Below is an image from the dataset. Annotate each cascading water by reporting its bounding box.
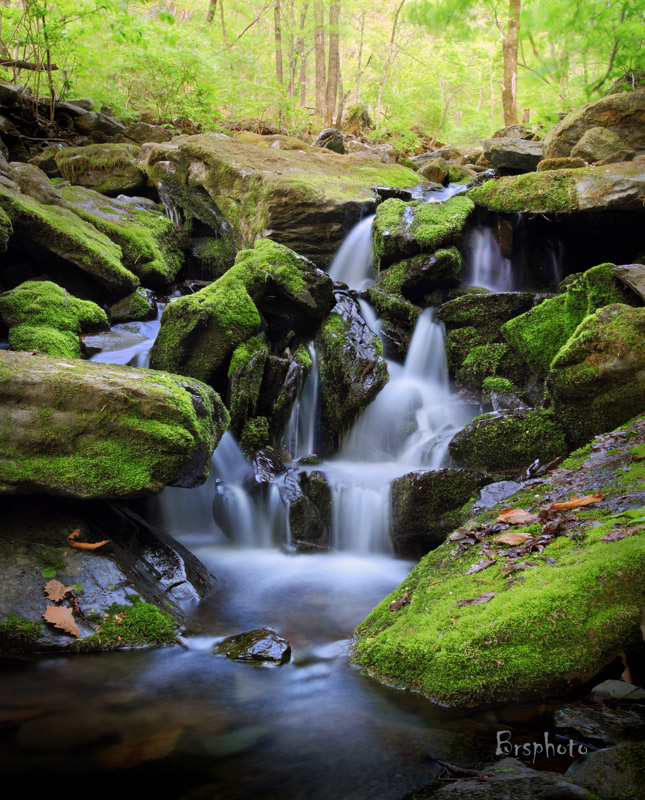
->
[283,342,321,461]
[464,224,513,292]
[327,214,375,290]
[88,304,163,368]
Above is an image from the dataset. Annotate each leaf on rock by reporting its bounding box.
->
[549,492,602,510]
[464,559,496,575]
[602,526,643,543]
[44,579,71,603]
[494,532,532,546]
[42,606,80,638]
[496,508,539,525]
[457,592,496,607]
[67,529,110,550]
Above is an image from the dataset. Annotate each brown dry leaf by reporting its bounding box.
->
[44,579,71,603]
[494,532,532,546]
[67,529,109,550]
[548,492,602,510]
[42,606,80,638]
[464,559,496,575]
[496,508,539,525]
[602,526,642,543]
[457,592,497,608]
[97,726,183,769]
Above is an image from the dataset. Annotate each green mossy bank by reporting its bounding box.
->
[353,416,645,707]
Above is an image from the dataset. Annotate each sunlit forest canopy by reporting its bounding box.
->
[0,0,643,147]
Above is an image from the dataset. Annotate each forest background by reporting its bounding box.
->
[0,0,643,152]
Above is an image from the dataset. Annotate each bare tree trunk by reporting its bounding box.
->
[355,8,365,99]
[299,46,310,106]
[501,0,520,125]
[219,0,230,48]
[274,0,283,83]
[376,0,405,127]
[324,0,340,126]
[206,0,217,23]
[334,62,344,128]
[290,2,308,97]
[314,0,326,119]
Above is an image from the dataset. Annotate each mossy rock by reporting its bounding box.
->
[215,627,291,664]
[60,185,183,289]
[376,246,463,304]
[190,235,237,280]
[0,280,108,334]
[0,184,138,295]
[110,288,156,324]
[0,351,229,498]
[454,341,528,391]
[547,304,645,448]
[570,126,635,163]
[0,205,11,252]
[227,335,269,436]
[55,143,145,196]
[448,409,569,472]
[438,291,537,340]
[502,264,632,377]
[353,419,645,707]
[8,325,83,359]
[537,156,587,171]
[239,415,270,456]
[372,195,475,269]
[71,598,179,651]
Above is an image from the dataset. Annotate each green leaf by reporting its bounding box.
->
[72,584,84,592]
[42,567,57,578]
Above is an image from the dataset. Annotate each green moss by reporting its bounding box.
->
[55,143,144,195]
[502,264,627,377]
[468,169,578,213]
[60,186,183,288]
[0,280,108,334]
[455,342,524,391]
[0,204,12,251]
[560,443,592,470]
[447,165,472,183]
[228,336,269,436]
[192,236,237,279]
[481,377,518,396]
[72,598,178,651]
[0,615,42,651]
[9,325,82,358]
[110,289,155,324]
[293,344,312,372]
[239,416,270,456]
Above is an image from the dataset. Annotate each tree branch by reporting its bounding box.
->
[0,58,58,71]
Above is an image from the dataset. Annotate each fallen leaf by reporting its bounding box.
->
[496,508,539,525]
[97,726,182,769]
[67,529,110,550]
[548,492,602,510]
[42,606,80,638]
[457,592,496,608]
[494,532,532,546]
[464,559,496,575]
[390,600,404,612]
[602,526,643,543]
[44,579,71,603]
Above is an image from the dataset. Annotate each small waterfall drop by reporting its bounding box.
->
[283,343,321,460]
[327,214,375,290]
[464,225,513,292]
[89,304,163,368]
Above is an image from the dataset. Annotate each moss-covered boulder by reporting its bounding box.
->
[227,335,269,437]
[60,186,183,288]
[448,409,569,472]
[353,415,645,707]
[543,88,645,159]
[570,126,636,163]
[372,195,475,269]
[537,156,587,171]
[468,162,645,214]
[316,295,388,449]
[109,288,156,324]
[0,351,229,498]
[454,342,528,392]
[190,236,237,280]
[391,469,491,552]
[377,246,463,302]
[9,162,63,205]
[439,291,537,340]
[216,627,291,664]
[0,280,108,359]
[546,304,645,447]
[283,468,332,546]
[55,143,145,196]
[142,133,421,265]
[501,264,633,377]
[0,183,138,296]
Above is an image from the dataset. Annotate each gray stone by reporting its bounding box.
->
[472,480,522,514]
[570,126,635,163]
[565,742,645,800]
[554,701,645,747]
[10,163,63,205]
[312,127,345,154]
[215,627,291,664]
[74,111,125,137]
[482,137,543,172]
[592,679,645,701]
[123,121,173,144]
[612,264,645,303]
[54,101,90,117]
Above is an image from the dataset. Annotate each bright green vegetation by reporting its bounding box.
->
[468,169,579,214]
[448,409,569,471]
[228,336,269,436]
[502,264,628,376]
[0,185,138,294]
[240,415,270,456]
[455,342,524,391]
[293,344,312,373]
[0,205,12,251]
[192,236,237,280]
[0,280,108,334]
[0,615,42,651]
[354,420,645,707]
[55,144,144,195]
[110,289,155,324]
[60,186,183,288]
[0,352,229,498]
[72,597,178,651]
[481,377,518,398]
[9,325,83,358]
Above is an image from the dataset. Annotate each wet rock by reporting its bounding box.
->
[250,448,287,484]
[10,163,63,205]
[592,680,645,701]
[448,409,568,473]
[0,351,229,497]
[378,247,463,305]
[372,195,475,269]
[0,204,10,252]
[216,627,291,664]
[0,496,215,653]
[547,304,645,447]
[570,126,635,163]
[316,294,388,449]
[283,469,332,545]
[471,480,521,514]
[227,335,269,437]
[554,701,645,747]
[391,469,490,552]
[109,288,157,324]
[565,742,645,800]
[482,137,543,173]
[612,263,645,303]
[55,143,145,196]
[418,157,449,183]
[190,235,237,280]
[312,127,345,154]
[439,292,537,340]
[543,88,645,159]
[430,758,593,798]
[257,353,304,446]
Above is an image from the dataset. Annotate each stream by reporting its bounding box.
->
[0,192,570,797]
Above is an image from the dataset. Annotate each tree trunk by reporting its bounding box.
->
[206,0,217,23]
[334,64,344,128]
[325,0,340,126]
[314,0,326,119]
[274,0,284,84]
[291,2,309,98]
[501,0,521,125]
[355,8,365,99]
[376,0,405,127]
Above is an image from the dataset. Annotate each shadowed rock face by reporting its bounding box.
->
[0,351,229,498]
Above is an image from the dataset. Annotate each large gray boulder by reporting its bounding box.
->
[482,137,543,172]
[570,126,636,163]
[0,351,229,498]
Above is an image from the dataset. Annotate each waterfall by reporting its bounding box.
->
[464,225,513,292]
[283,343,321,460]
[89,304,163,368]
[327,214,375,290]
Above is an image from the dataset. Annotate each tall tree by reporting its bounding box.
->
[274,0,283,83]
[376,0,405,126]
[314,0,326,119]
[501,0,520,124]
[324,0,340,125]
[206,0,217,23]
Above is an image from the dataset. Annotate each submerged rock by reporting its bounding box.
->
[554,701,645,747]
[0,351,229,497]
[216,627,291,665]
